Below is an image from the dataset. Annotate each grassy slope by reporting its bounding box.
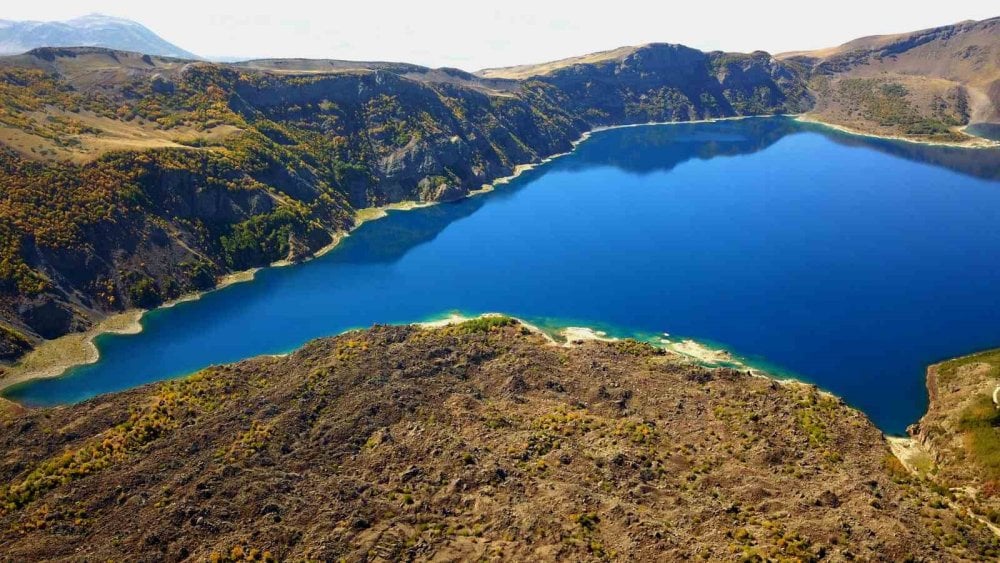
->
[476,45,641,79]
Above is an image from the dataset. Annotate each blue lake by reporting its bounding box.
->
[7,116,1000,434]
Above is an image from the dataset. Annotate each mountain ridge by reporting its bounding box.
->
[780,17,1000,130]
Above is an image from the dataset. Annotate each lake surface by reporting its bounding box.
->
[7,117,1000,434]
[967,123,1000,142]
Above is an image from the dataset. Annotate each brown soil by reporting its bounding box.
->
[0,320,996,561]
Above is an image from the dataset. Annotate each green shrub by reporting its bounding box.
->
[958,394,1000,480]
[454,316,517,334]
[126,274,162,308]
[183,260,217,290]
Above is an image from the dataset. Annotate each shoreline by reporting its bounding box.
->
[0,268,260,393]
[421,312,957,487]
[0,144,591,394]
[3,112,993,395]
[795,114,1000,149]
[418,312,798,382]
[0,304,951,486]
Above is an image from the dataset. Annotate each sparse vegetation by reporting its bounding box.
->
[908,347,1000,542]
[937,348,1000,386]
[2,322,995,559]
[958,394,1000,480]
[833,78,962,140]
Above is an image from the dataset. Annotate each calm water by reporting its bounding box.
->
[968,123,1000,142]
[7,117,1000,434]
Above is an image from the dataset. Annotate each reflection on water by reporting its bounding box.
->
[7,117,1000,436]
[564,117,799,175]
[807,122,1000,182]
[966,123,1000,143]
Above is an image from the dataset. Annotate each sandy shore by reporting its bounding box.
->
[0,267,266,393]
[0,310,143,392]
[795,114,1000,149]
[663,338,736,364]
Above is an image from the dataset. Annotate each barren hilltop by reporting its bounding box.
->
[1,319,998,560]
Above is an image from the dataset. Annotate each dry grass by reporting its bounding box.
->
[938,349,1000,386]
[2,323,997,560]
[0,108,240,163]
[786,17,1000,127]
[912,348,1000,530]
[477,45,640,79]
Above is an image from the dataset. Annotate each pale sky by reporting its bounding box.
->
[4,1,998,70]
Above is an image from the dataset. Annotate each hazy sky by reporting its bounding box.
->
[4,1,998,69]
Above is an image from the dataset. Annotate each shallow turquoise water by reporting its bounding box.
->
[7,117,1000,434]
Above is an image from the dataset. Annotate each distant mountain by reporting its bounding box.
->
[0,14,197,59]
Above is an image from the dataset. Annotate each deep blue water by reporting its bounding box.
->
[7,117,1000,434]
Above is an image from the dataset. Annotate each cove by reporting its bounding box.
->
[6,116,1000,434]
[967,123,1000,142]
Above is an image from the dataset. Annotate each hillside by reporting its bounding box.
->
[0,14,197,59]
[477,43,811,123]
[0,318,997,560]
[0,44,809,363]
[903,348,1000,529]
[780,17,1000,141]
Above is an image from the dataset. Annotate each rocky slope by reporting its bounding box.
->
[0,44,809,361]
[0,14,197,59]
[903,348,1000,530]
[480,43,811,124]
[780,17,1000,141]
[0,318,997,561]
